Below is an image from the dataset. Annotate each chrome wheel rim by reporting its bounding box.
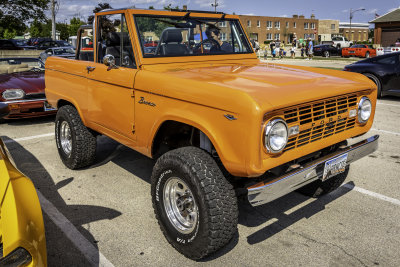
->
[60,121,72,156]
[163,177,198,234]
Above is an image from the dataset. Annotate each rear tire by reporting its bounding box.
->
[55,105,96,169]
[363,73,382,98]
[151,147,238,260]
[324,51,330,58]
[365,51,370,58]
[297,167,349,198]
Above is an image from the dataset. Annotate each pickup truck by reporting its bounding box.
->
[45,8,379,260]
[332,36,353,48]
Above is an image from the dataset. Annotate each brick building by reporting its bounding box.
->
[239,14,318,45]
[318,19,340,42]
[339,22,369,42]
[370,8,400,46]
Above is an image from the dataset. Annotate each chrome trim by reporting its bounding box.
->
[2,98,47,104]
[248,135,379,206]
[357,96,371,124]
[264,118,288,153]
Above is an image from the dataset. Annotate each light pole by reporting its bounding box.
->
[211,0,219,12]
[349,8,365,42]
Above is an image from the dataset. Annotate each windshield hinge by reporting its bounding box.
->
[131,90,135,98]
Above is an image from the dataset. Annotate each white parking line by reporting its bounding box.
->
[377,103,400,107]
[371,128,400,136]
[3,133,53,143]
[37,191,115,267]
[342,183,400,206]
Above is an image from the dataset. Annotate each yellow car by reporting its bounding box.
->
[0,138,47,266]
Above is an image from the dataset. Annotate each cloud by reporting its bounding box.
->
[280,14,288,17]
[366,8,378,15]
[342,9,348,13]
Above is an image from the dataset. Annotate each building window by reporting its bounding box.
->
[311,23,315,29]
[266,33,272,40]
[274,33,280,40]
[293,22,296,28]
[309,33,315,39]
[304,22,309,29]
[286,22,289,28]
[274,21,280,28]
[257,20,260,27]
[266,21,272,28]
[331,24,335,30]
[220,32,227,41]
[219,21,227,27]
[247,20,251,27]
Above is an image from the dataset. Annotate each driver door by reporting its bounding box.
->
[87,12,138,146]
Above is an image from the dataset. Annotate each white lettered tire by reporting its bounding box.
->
[151,147,238,260]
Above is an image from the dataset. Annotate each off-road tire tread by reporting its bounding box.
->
[297,167,349,198]
[151,147,238,260]
[56,105,96,169]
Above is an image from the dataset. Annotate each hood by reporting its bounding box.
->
[144,62,375,113]
[0,71,45,96]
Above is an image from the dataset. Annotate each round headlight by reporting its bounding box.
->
[358,96,371,123]
[264,118,288,153]
[2,89,25,100]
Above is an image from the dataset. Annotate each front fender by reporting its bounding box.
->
[0,140,47,267]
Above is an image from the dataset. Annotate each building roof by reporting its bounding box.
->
[339,22,369,28]
[370,8,400,23]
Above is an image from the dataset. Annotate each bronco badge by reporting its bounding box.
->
[138,97,156,107]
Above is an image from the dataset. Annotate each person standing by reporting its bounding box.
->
[301,43,305,58]
[270,40,276,58]
[290,43,296,59]
[307,38,313,60]
[275,39,280,59]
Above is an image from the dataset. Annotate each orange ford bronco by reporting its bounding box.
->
[45,8,379,260]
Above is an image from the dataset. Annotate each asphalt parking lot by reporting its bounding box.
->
[1,69,400,266]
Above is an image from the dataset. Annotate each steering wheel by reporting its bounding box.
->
[194,38,221,53]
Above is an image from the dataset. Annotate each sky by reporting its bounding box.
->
[52,0,399,24]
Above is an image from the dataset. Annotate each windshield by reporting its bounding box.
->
[13,40,28,46]
[53,48,75,55]
[0,58,44,74]
[134,15,252,57]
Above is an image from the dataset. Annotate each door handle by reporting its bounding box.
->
[86,66,96,73]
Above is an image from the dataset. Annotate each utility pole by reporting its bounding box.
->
[51,0,56,40]
[349,8,365,42]
[211,0,219,13]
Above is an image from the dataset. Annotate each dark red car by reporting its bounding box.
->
[0,58,56,120]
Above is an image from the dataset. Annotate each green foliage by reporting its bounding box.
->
[0,0,50,37]
[163,4,180,10]
[68,17,84,36]
[29,19,51,38]
[56,23,69,40]
[3,28,17,39]
[88,3,113,24]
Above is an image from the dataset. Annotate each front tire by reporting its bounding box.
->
[324,51,330,58]
[55,105,97,169]
[151,147,238,260]
[365,51,370,58]
[297,166,349,197]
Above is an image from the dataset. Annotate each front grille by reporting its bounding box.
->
[283,94,358,151]
[24,93,46,100]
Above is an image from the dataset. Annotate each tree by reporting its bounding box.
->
[3,29,16,39]
[56,22,69,40]
[88,3,113,24]
[29,19,51,38]
[68,17,84,36]
[0,0,50,37]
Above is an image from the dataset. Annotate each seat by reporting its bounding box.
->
[104,32,134,67]
[157,28,189,56]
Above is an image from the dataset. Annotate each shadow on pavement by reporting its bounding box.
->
[47,135,355,261]
[1,115,55,126]
[2,135,122,267]
[239,182,354,245]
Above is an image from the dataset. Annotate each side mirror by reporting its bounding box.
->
[103,54,118,71]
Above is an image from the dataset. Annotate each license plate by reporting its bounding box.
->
[44,102,57,111]
[349,51,355,53]
[322,153,348,181]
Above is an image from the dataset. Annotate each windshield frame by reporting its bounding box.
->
[134,14,253,59]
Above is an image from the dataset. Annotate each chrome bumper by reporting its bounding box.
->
[247,135,379,206]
